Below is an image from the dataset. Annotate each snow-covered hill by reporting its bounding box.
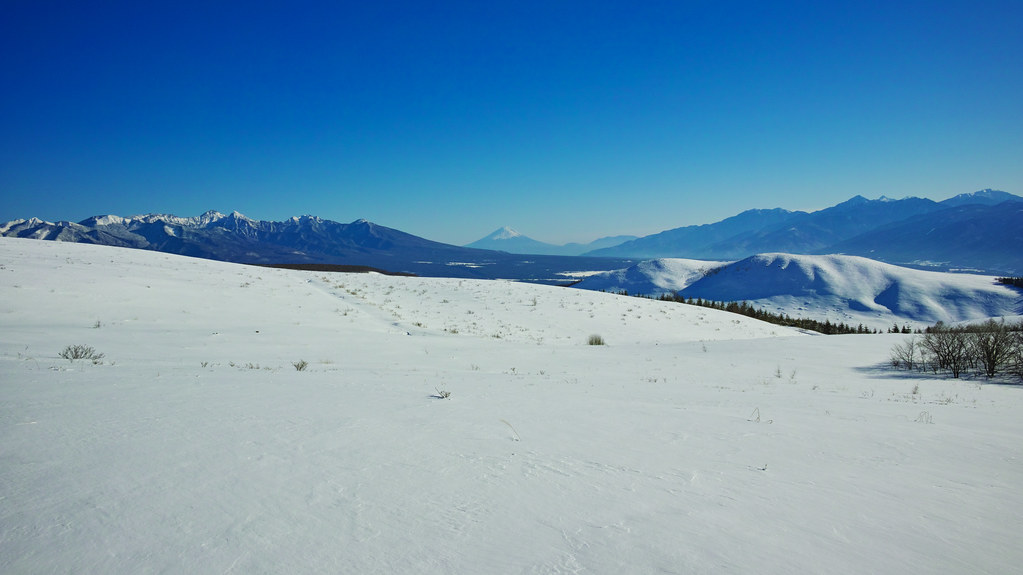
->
[576,257,730,294]
[577,253,1022,330]
[3,237,1022,574]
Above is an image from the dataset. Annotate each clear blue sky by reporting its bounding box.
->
[2,1,1021,245]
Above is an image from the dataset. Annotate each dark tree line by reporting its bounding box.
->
[609,290,878,335]
[996,277,1023,289]
[890,319,1023,380]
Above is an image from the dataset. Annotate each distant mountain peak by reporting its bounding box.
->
[837,195,871,207]
[484,226,523,240]
[941,189,1020,207]
[79,214,126,227]
[464,226,633,256]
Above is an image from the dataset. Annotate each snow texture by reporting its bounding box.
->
[2,237,1022,574]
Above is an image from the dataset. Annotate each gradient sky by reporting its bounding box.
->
[3,1,1021,245]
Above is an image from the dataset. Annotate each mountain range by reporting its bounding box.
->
[0,211,634,282]
[582,190,1022,274]
[2,189,1021,279]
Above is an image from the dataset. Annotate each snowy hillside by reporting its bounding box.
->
[580,254,1022,330]
[576,258,730,294]
[2,237,1022,574]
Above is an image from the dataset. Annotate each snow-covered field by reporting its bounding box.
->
[579,254,1022,331]
[2,237,1022,574]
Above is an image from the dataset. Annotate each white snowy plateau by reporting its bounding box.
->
[1,236,1021,574]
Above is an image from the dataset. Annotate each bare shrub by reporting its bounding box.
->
[890,319,1023,380]
[292,360,309,371]
[967,320,1012,378]
[921,324,969,378]
[59,344,104,362]
[1010,331,1023,381]
[890,337,918,370]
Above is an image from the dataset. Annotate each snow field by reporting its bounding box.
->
[1,237,1022,574]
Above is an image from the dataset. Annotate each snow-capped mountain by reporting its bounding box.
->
[3,188,1020,279]
[940,188,1022,207]
[0,210,454,263]
[465,226,635,256]
[0,211,635,280]
[577,253,1022,330]
[465,226,556,254]
[485,226,525,241]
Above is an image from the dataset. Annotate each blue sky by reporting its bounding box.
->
[2,1,1021,245]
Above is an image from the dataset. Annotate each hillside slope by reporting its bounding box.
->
[575,258,729,295]
[2,238,1022,574]
[577,253,1022,329]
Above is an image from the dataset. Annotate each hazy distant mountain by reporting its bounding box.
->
[466,226,636,256]
[939,188,1023,207]
[562,235,638,254]
[465,227,560,254]
[586,208,799,259]
[825,201,1023,274]
[0,211,634,280]
[708,195,942,258]
[584,190,1023,274]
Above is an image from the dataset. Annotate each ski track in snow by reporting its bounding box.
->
[1,237,1022,574]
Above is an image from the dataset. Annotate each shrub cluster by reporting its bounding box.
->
[890,319,1023,379]
[59,344,105,361]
